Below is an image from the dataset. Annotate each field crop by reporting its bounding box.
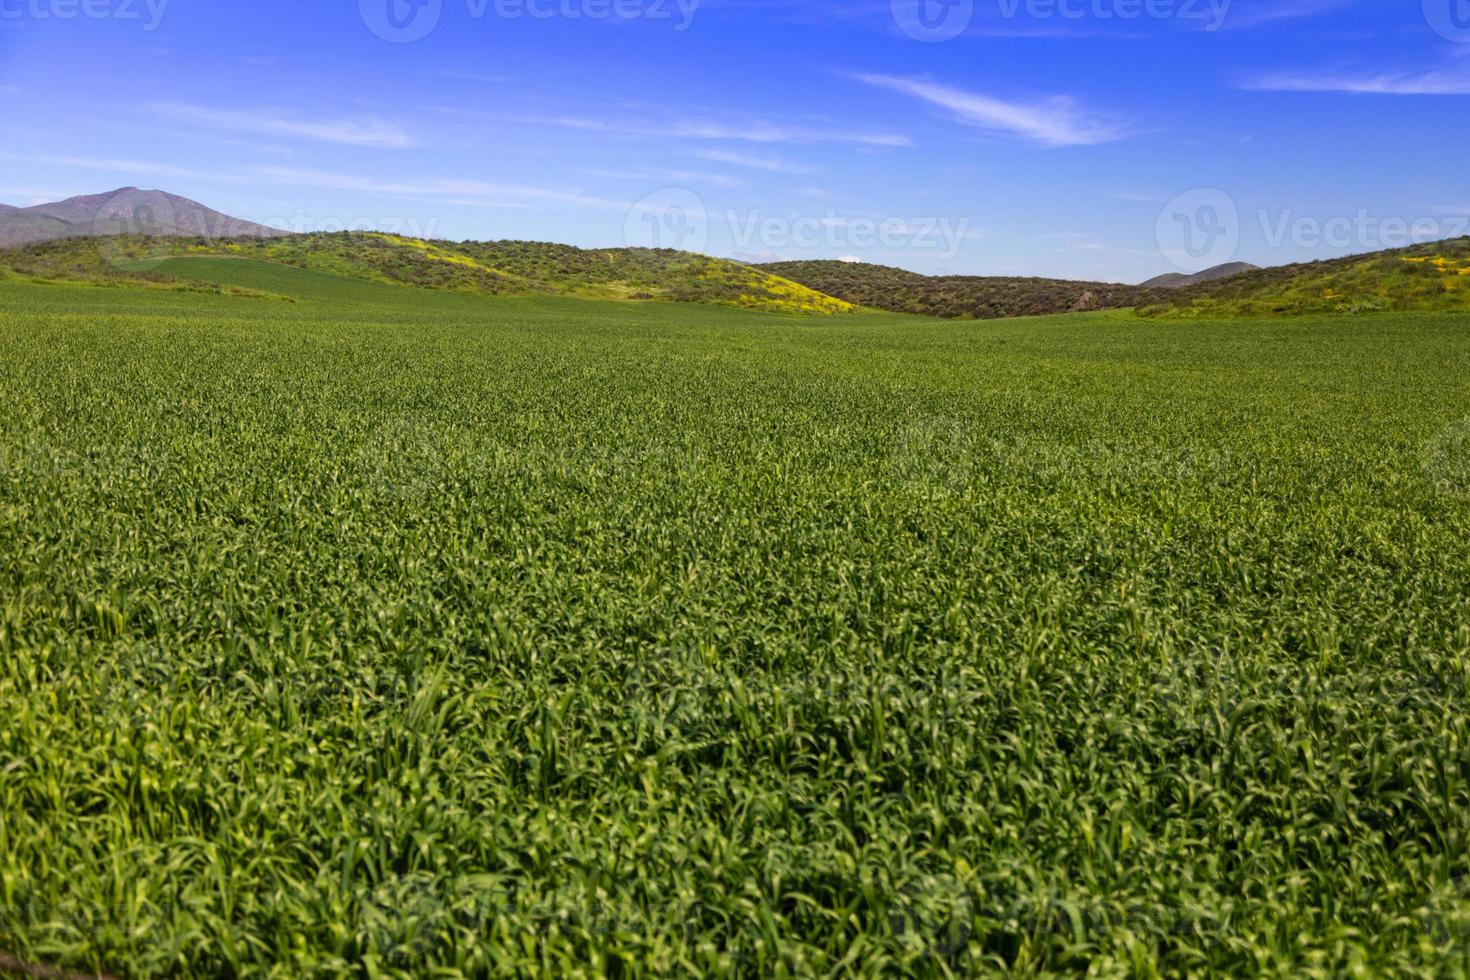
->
[1,269,1469,977]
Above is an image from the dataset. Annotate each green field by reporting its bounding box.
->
[2,264,1470,977]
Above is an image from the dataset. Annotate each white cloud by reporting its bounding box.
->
[251,166,624,210]
[435,70,512,84]
[854,75,1130,147]
[691,149,816,175]
[1221,0,1348,29]
[8,153,213,180]
[1242,62,1470,96]
[150,103,416,148]
[838,255,862,263]
[529,114,911,147]
[581,167,743,189]
[0,186,73,206]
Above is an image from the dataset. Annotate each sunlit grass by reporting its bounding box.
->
[1,276,1468,977]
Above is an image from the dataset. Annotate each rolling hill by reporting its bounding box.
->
[1140,261,1260,289]
[0,188,288,247]
[1143,237,1470,318]
[0,232,858,316]
[761,260,1166,320]
[15,189,1470,322]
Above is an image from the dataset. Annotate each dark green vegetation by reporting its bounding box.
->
[1144,237,1470,318]
[0,233,854,316]
[2,267,1470,978]
[762,260,1164,320]
[770,240,1470,322]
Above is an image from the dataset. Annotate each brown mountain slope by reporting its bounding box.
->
[0,188,289,248]
[1140,261,1260,289]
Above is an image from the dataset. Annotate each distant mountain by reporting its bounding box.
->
[761,260,1165,320]
[1141,262,1260,289]
[0,188,288,248]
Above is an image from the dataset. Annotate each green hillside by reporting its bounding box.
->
[1144,237,1470,318]
[762,259,1165,319]
[0,232,857,316]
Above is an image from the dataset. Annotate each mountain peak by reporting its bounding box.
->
[1140,261,1261,289]
[0,188,290,248]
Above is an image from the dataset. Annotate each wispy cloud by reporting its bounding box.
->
[1221,0,1348,30]
[252,166,624,210]
[1039,232,1115,253]
[691,149,816,175]
[581,166,743,189]
[10,153,214,180]
[527,114,911,147]
[435,70,512,84]
[0,186,79,207]
[855,75,1130,147]
[150,103,416,148]
[1242,61,1470,95]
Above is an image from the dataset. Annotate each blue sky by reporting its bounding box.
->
[1,0,1467,281]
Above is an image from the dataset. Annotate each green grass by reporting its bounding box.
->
[0,233,857,317]
[1143,236,1470,319]
[1,272,1469,978]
